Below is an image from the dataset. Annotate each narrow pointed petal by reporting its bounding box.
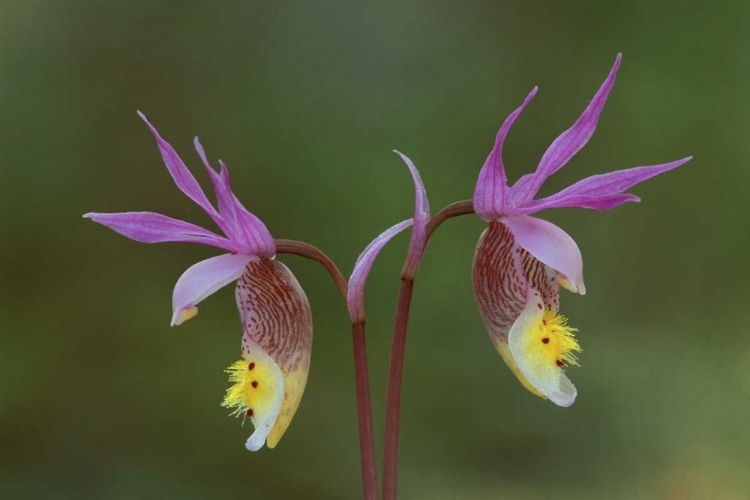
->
[524,157,692,213]
[194,138,239,239]
[171,253,255,326]
[516,193,641,214]
[347,219,413,323]
[502,215,585,294]
[222,161,277,258]
[235,259,313,450]
[473,87,538,220]
[393,151,431,278]
[137,112,231,236]
[507,288,577,407]
[513,54,622,205]
[193,140,276,257]
[83,212,240,252]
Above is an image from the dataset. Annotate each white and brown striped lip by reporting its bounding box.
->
[472,221,578,407]
[233,258,313,451]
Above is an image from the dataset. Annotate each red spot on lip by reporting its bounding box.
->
[542,338,550,344]
[556,360,564,367]
[248,362,255,370]
[537,303,543,309]
[247,409,254,417]
[251,381,258,388]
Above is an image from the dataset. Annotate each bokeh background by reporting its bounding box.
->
[1,1,748,498]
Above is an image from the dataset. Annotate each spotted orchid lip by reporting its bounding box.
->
[472,222,579,407]
[234,259,313,450]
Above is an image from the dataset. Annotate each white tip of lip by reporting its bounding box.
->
[245,429,269,452]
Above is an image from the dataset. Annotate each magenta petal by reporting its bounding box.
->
[393,150,430,277]
[531,157,692,212]
[137,112,231,236]
[347,219,413,322]
[194,138,240,240]
[219,160,276,258]
[513,54,622,205]
[171,253,254,326]
[473,87,538,220]
[517,193,641,214]
[501,215,585,294]
[83,212,240,252]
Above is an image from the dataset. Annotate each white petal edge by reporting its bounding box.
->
[171,253,255,326]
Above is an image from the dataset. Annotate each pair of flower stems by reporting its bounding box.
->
[85,53,690,499]
[278,199,474,500]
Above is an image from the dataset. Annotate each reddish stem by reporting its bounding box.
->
[382,278,414,500]
[352,321,379,500]
[381,200,475,500]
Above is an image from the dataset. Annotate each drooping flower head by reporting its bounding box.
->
[472,54,691,406]
[85,113,312,450]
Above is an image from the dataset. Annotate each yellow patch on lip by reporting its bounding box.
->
[536,309,581,368]
[505,302,581,406]
[222,353,284,451]
[223,359,281,418]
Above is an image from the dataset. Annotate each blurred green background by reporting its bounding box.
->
[1,1,748,498]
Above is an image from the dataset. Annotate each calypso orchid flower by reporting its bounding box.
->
[84,113,312,451]
[472,54,691,406]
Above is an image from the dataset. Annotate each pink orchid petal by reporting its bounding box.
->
[347,219,413,322]
[513,54,622,205]
[516,193,641,214]
[220,160,277,258]
[137,112,232,237]
[192,140,275,257]
[528,157,692,212]
[393,150,430,277]
[171,253,255,326]
[509,173,534,205]
[83,212,240,252]
[235,259,313,450]
[501,215,585,295]
[194,137,240,240]
[473,87,538,220]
